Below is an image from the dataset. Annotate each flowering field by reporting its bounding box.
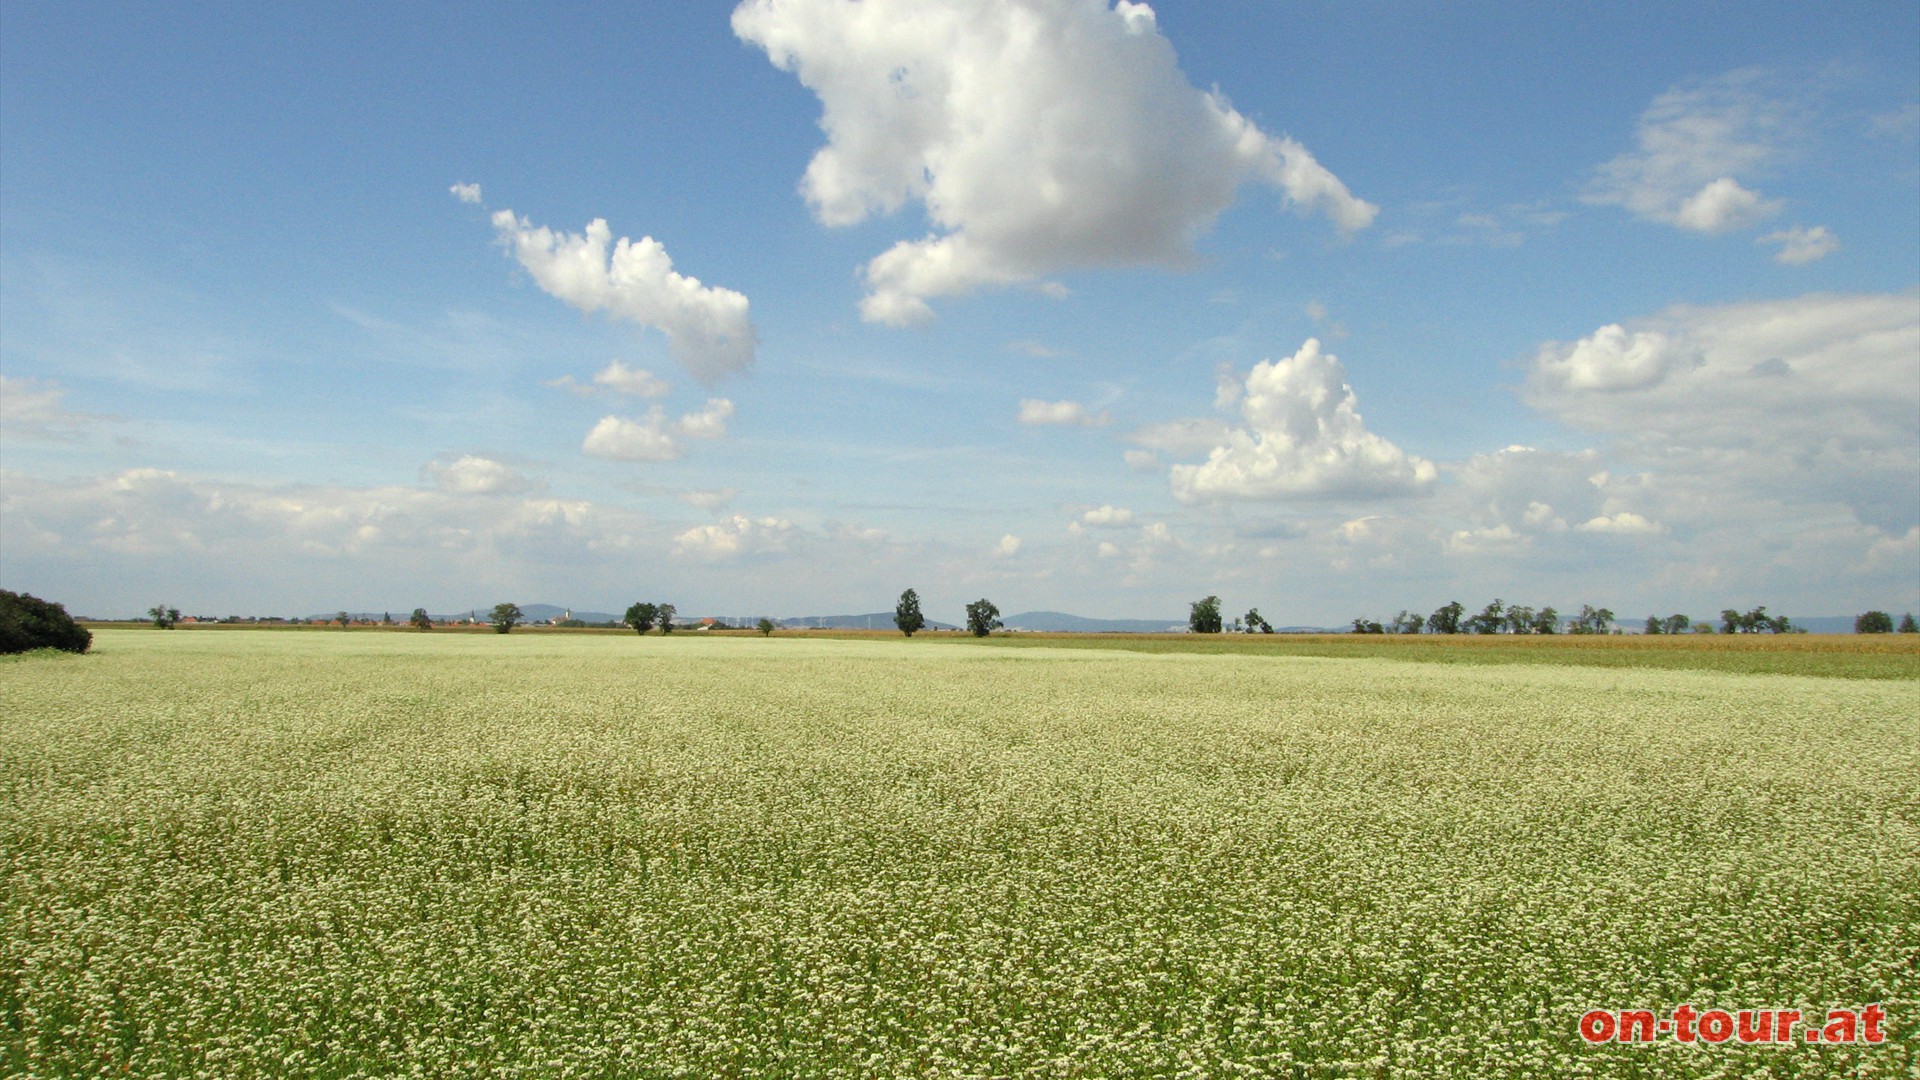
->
[3,631,1915,1077]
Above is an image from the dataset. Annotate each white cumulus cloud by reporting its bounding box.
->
[1168,339,1436,502]
[994,533,1023,558]
[1759,225,1839,265]
[1531,324,1701,392]
[491,210,755,380]
[1577,511,1667,536]
[673,515,796,561]
[673,398,736,440]
[1080,505,1135,528]
[1018,398,1109,427]
[1446,523,1528,556]
[580,398,735,463]
[449,182,483,205]
[1671,177,1781,233]
[582,415,681,463]
[592,360,672,397]
[1588,70,1794,233]
[426,455,535,496]
[733,0,1375,325]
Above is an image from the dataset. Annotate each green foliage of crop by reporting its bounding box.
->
[3,631,1915,1077]
[971,631,1920,680]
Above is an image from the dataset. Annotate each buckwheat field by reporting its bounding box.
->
[3,630,1915,1078]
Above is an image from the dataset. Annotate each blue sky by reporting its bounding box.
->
[3,1,1916,625]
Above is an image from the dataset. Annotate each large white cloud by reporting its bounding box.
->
[492,210,755,380]
[733,0,1376,325]
[1168,339,1436,502]
[1588,69,1794,233]
[1524,291,1920,536]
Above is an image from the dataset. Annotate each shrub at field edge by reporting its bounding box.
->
[0,590,92,654]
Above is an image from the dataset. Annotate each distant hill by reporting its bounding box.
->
[1775,615,1855,635]
[512,603,622,624]
[776,612,959,631]
[1001,611,1183,633]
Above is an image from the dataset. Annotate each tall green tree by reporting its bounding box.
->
[964,599,1001,637]
[409,608,433,631]
[1504,604,1536,635]
[657,604,677,633]
[624,602,659,635]
[1466,599,1506,635]
[1569,605,1616,634]
[148,605,181,629]
[489,603,523,635]
[757,618,776,636]
[1244,608,1273,634]
[894,589,926,636]
[1426,601,1464,635]
[1724,605,1790,634]
[1188,595,1223,634]
[1901,613,1918,633]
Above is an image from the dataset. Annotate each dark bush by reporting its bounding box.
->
[1855,611,1894,634]
[0,590,93,654]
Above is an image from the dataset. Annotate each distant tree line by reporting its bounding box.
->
[1340,599,1603,635]
[1178,596,1919,636]
[43,591,1920,641]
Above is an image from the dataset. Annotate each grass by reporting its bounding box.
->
[2,630,1915,1077]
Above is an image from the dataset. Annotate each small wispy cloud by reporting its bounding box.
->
[1758,225,1839,265]
[1017,398,1110,427]
[1008,340,1068,359]
[0,375,97,440]
[1587,69,1797,234]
